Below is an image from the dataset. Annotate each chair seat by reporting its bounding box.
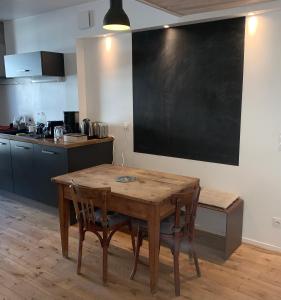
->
[93,209,130,228]
[133,213,186,235]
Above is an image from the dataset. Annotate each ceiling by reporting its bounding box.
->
[0,0,277,22]
[0,0,93,21]
[137,0,276,16]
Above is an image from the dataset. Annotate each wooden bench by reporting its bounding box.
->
[195,188,244,260]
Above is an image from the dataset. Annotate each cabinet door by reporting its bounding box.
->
[4,52,42,78]
[0,138,13,192]
[11,141,35,199]
[34,145,67,207]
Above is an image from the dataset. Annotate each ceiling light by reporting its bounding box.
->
[103,0,130,31]
[248,16,258,35]
[164,25,170,29]
[248,12,255,16]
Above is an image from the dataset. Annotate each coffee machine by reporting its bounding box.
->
[80,118,93,137]
[64,111,80,133]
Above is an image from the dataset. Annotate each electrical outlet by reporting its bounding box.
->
[272,217,281,228]
[123,122,129,131]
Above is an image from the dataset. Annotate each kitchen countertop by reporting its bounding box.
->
[0,133,114,149]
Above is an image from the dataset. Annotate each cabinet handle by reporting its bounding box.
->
[42,150,56,155]
[15,145,30,150]
[0,142,7,145]
[17,69,31,73]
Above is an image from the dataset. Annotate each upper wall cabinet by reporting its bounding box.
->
[4,51,65,78]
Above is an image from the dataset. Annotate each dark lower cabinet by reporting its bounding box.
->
[33,145,68,206]
[3,138,113,212]
[0,138,13,192]
[10,140,35,199]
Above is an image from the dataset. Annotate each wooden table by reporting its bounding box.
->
[52,164,199,293]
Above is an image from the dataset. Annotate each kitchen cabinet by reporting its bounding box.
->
[10,140,35,199]
[1,136,113,216]
[33,142,114,207]
[0,138,13,192]
[4,51,65,78]
[33,145,68,206]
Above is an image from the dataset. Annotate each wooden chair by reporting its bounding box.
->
[69,181,135,284]
[130,185,201,296]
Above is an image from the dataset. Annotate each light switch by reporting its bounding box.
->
[272,217,281,228]
[78,10,94,30]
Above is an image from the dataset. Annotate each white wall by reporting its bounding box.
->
[1,0,178,123]
[2,0,280,123]
[76,12,281,251]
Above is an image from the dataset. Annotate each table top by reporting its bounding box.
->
[52,164,199,205]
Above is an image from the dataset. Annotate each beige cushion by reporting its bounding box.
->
[199,188,239,210]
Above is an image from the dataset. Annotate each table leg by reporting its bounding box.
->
[148,206,160,293]
[58,185,69,258]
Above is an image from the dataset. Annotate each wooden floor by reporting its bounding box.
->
[0,193,281,300]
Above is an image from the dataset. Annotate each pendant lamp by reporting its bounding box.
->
[103,0,130,31]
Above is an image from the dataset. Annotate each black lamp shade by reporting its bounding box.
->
[103,0,130,31]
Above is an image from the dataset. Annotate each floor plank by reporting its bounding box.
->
[0,192,280,300]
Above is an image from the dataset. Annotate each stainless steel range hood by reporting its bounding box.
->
[0,23,64,83]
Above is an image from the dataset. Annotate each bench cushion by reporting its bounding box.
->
[199,188,239,210]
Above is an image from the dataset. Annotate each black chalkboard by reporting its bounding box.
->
[133,17,245,166]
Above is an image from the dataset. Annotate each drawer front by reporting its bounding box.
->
[0,138,12,172]
[0,138,13,192]
[34,145,67,175]
[4,52,42,78]
[34,145,67,206]
[11,141,35,198]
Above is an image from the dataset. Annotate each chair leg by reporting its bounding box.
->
[102,244,109,284]
[102,230,109,284]
[128,221,136,255]
[130,228,143,280]
[77,228,85,275]
[188,249,193,263]
[192,249,201,277]
[173,242,181,297]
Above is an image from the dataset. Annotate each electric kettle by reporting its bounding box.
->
[80,118,93,136]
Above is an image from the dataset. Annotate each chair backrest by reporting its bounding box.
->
[69,181,111,228]
[171,185,201,240]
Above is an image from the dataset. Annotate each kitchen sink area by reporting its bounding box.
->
[0,131,43,139]
[0,127,27,136]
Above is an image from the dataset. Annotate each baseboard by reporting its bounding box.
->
[242,237,281,253]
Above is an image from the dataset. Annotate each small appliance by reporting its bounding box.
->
[64,111,80,133]
[36,123,45,135]
[44,121,64,138]
[80,118,93,137]
[92,122,109,139]
[54,126,64,142]
[28,125,36,133]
